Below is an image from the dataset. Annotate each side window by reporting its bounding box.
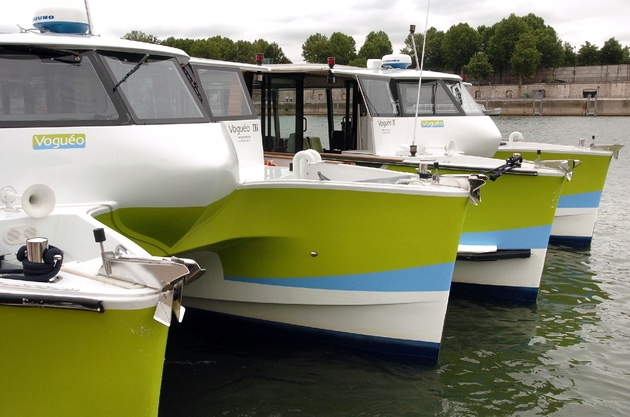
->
[194,66,256,119]
[357,77,397,117]
[0,51,119,125]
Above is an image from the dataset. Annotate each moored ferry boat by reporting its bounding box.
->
[236,55,620,250]
[0,13,481,362]
[0,184,202,417]
[229,56,575,302]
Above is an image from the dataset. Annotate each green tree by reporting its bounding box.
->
[302,33,329,63]
[464,52,494,84]
[486,14,530,81]
[351,31,393,67]
[252,39,292,64]
[208,36,238,61]
[477,25,494,51]
[122,30,160,44]
[400,27,445,70]
[535,26,564,69]
[521,13,546,31]
[577,41,600,66]
[161,37,195,55]
[328,32,357,65]
[442,23,481,75]
[600,37,624,64]
[189,38,222,59]
[234,40,256,63]
[562,42,577,66]
[623,46,630,64]
[510,32,542,85]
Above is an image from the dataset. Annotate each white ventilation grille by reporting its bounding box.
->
[3,224,38,245]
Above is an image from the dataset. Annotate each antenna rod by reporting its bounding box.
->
[411,0,431,147]
[84,0,94,35]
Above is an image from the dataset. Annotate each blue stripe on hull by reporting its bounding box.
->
[558,191,602,209]
[459,225,552,250]
[189,309,441,365]
[226,262,455,292]
[450,282,539,304]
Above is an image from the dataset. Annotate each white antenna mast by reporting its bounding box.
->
[410,0,431,153]
[84,0,94,35]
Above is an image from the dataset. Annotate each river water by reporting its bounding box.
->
[159,116,630,417]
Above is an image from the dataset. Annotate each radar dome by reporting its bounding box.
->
[33,7,89,34]
[381,54,412,69]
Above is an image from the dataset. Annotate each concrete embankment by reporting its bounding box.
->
[469,77,630,116]
[478,98,630,116]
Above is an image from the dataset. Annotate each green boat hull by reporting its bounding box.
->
[0,305,169,417]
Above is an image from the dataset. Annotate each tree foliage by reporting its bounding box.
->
[351,31,393,67]
[442,23,481,75]
[577,41,600,66]
[124,12,630,78]
[486,14,530,74]
[534,25,564,69]
[561,42,577,66]
[464,52,494,83]
[400,27,445,70]
[510,32,542,84]
[122,30,160,44]
[302,33,330,63]
[328,32,357,65]
[124,31,290,64]
[600,37,624,65]
[301,32,357,65]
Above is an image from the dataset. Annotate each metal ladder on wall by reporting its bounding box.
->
[533,99,543,116]
[586,96,597,116]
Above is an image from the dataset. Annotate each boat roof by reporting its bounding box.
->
[0,32,190,63]
[189,56,266,71]
[241,62,462,81]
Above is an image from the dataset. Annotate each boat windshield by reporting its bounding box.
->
[446,80,484,115]
[357,75,483,117]
[192,65,257,120]
[395,80,461,116]
[0,49,121,126]
[101,53,206,123]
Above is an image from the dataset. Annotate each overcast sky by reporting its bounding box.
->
[3,0,629,63]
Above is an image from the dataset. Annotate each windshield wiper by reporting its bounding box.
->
[113,53,149,92]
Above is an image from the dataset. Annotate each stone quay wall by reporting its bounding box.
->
[469,64,630,116]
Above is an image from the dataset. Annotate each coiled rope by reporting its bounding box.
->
[0,245,63,282]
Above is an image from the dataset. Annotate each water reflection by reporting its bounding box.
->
[434,248,604,416]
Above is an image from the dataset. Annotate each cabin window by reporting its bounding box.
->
[357,77,397,117]
[446,81,483,115]
[394,80,468,116]
[102,54,206,123]
[0,50,120,126]
[193,66,256,119]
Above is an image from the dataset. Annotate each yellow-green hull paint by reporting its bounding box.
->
[386,165,563,234]
[0,305,169,417]
[98,187,469,278]
[494,150,612,198]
